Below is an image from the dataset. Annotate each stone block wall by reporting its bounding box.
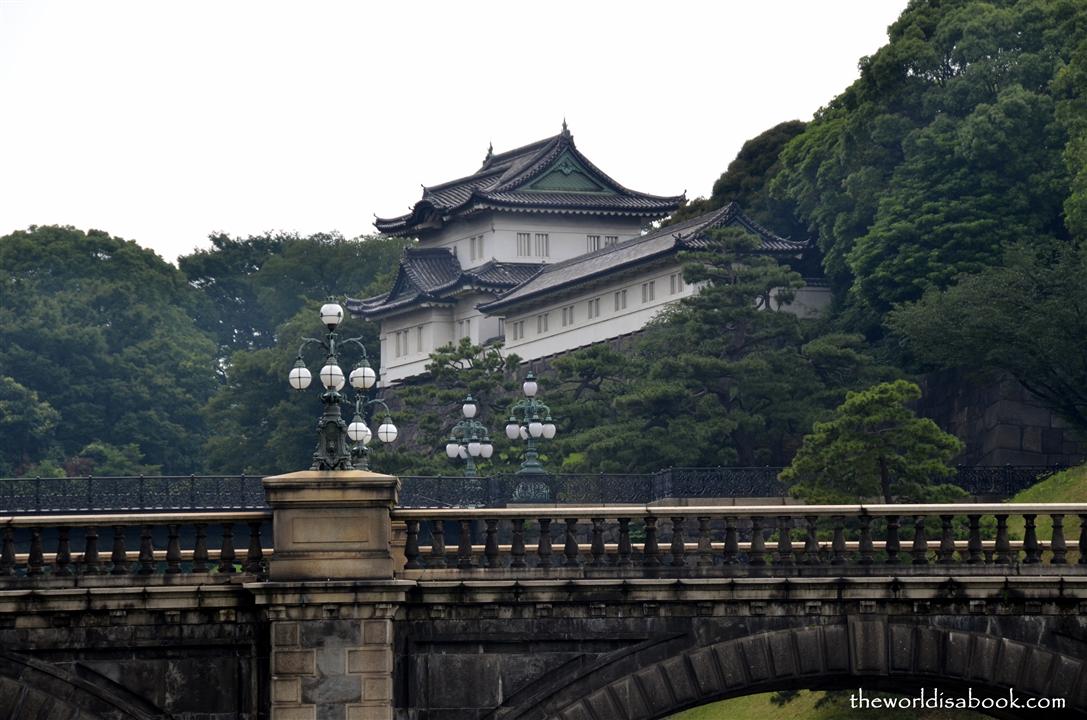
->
[916,368,1085,466]
[269,607,395,720]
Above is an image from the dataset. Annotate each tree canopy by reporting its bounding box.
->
[781,380,964,503]
[771,0,1087,327]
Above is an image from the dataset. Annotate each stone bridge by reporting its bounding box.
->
[2,471,1087,719]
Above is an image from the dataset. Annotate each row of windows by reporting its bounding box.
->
[509,278,673,342]
[516,232,550,258]
[670,272,686,294]
[393,327,423,358]
[586,234,619,252]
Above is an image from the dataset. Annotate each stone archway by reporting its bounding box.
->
[490,618,1087,720]
[0,650,167,720]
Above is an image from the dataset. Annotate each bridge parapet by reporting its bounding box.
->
[0,510,271,582]
[392,503,1087,578]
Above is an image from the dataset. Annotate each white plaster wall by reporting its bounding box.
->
[501,265,694,361]
[378,307,453,385]
[423,212,646,268]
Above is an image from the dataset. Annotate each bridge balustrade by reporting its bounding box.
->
[0,510,272,580]
[393,503,1087,576]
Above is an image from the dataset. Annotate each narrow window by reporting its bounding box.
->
[416,326,423,352]
[517,233,531,257]
[535,233,550,257]
[642,283,648,303]
[587,234,600,252]
[498,318,506,337]
[605,235,618,247]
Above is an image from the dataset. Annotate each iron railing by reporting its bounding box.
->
[0,465,1068,513]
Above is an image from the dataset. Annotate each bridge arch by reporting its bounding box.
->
[0,650,167,720]
[489,619,1087,720]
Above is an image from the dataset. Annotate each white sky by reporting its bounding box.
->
[0,1,908,263]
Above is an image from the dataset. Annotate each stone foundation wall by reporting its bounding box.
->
[917,368,1085,466]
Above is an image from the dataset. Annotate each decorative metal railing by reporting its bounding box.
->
[391,503,1087,576]
[0,474,268,514]
[0,465,1067,513]
[0,511,271,580]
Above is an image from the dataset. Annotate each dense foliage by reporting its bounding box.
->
[667,120,808,241]
[781,380,964,503]
[0,226,408,476]
[772,0,1087,329]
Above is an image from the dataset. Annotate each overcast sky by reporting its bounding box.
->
[0,1,908,263]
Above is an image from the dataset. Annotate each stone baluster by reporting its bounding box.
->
[831,517,846,565]
[166,524,182,574]
[802,516,819,565]
[723,517,738,564]
[643,517,660,567]
[938,515,955,564]
[27,528,44,576]
[966,515,982,564]
[110,525,128,575]
[1051,514,1067,565]
[912,516,928,565]
[0,527,14,576]
[1023,514,1041,564]
[192,523,209,573]
[430,520,447,569]
[54,527,72,576]
[885,516,901,565]
[404,520,422,569]
[776,516,794,567]
[510,519,526,569]
[218,523,237,573]
[245,521,264,574]
[748,517,766,566]
[138,525,155,575]
[994,514,1011,565]
[591,518,606,567]
[697,517,713,567]
[670,517,686,567]
[537,518,553,568]
[564,518,580,567]
[485,519,500,569]
[82,526,101,575]
[857,515,874,565]
[457,519,473,569]
[1079,515,1087,565]
[616,518,632,567]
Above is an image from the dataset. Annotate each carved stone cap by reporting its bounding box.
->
[262,470,400,508]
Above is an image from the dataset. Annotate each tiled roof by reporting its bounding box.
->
[478,203,809,313]
[374,126,684,236]
[345,247,543,318]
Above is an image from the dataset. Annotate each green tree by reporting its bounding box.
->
[781,380,964,503]
[888,239,1087,434]
[0,226,218,474]
[771,0,1087,328]
[547,226,894,472]
[668,120,808,241]
[391,339,522,476]
[0,376,60,475]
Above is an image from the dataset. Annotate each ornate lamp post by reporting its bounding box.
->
[504,372,557,476]
[445,395,494,477]
[288,302,397,470]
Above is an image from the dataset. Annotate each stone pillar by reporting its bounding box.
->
[256,470,411,719]
[262,470,400,581]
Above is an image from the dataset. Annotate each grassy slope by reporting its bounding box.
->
[670,465,1087,720]
[669,691,981,719]
[1006,464,1087,547]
